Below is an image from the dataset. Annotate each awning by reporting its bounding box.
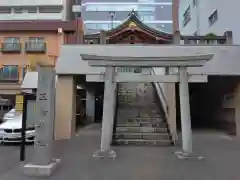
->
[21,72,38,90]
[21,71,58,91]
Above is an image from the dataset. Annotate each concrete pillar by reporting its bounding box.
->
[184,39,190,44]
[199,39,205,44]
[179,66,192,153]
[224,31,233,44]
[172,0,179,32]
[173,30,181,44]
[86,91,95,122]
[93,66,116,159]
[100,30,107,44]
[55,75,76,140]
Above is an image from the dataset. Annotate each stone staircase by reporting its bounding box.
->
[113,82,173,146]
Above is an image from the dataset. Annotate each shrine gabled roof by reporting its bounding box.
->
[107,10,172,39]
[84,10,173,40]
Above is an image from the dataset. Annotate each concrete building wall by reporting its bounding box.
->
[55,75,76,140]
[0,0,74,21]
[0,31,62,93]
[179,0,240,43]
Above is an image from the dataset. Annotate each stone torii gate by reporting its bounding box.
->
[81,53,214,159]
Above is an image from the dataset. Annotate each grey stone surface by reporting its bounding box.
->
[92,149,116,159]
[115,81,169,145]
[1,125,240,180]
[0,145,23,177]
[22,159,60,177]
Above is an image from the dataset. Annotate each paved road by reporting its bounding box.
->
[0,145,23,177]
[1,125,240,180]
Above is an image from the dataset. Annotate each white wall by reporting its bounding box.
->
[0,0,63,6]
[179,0,240,44]
[0,13,63,21]
[0,0,74,21]
[179,0,198,35]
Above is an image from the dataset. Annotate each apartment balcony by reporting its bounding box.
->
[1,43,21,53]
[0,72,19,83]
[25,42,46,53]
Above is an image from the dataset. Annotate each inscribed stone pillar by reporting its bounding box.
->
[55,75,76,140]
[224,31,233,44]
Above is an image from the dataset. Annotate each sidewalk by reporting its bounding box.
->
[2,124,240,180]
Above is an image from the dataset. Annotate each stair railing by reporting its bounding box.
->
[149,68,168,117]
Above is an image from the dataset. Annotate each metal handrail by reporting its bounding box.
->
[149,68,168,117]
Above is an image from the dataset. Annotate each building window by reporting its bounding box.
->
[4,37,20,44]
[13,7,23,14]
[26,7,38,13]
[86,4,138,12]
[85,23,120,30]
[138,6,155,12]
[0,66,18,80]
[140,14,154,21]
[39,6,62,13]
[208,10,218,26]
[138,0,155,2]
[85,4,154,12]
[0,7,11,14]
[138,11,155,21]
[183,6,191,27]
[28,37,44,44]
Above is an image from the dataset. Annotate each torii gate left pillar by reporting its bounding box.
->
[82,53,213,159]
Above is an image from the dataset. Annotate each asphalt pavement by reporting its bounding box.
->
[0,145,23,177]
[1,125,240,180]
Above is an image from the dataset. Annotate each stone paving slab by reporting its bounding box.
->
[1,125,240,180]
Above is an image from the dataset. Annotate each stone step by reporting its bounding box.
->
[117,119,166,127]
[118,103,158,107]
[116,126,168,133]
[117,112,161,119]
[126,117,163,122]
[116,122,168,128]
[114,132,170,140]
[113,139,173,146]
[129,117,164,123]
[116,122,164,128]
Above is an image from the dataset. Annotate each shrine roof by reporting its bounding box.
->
[84,10,173,40]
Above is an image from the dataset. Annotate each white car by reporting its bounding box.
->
[2,108,16,122]
[0,114,35,143]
